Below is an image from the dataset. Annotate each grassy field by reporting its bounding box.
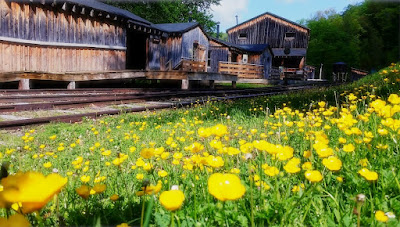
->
[0,63,399,226]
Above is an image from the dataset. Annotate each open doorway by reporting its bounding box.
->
[126,30,147,70]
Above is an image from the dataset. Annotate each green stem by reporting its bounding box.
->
[170,212,175,227]
[223,202,229,227]
[35,211,44,227]
[141,196,146,227]
[250,179,255,227]
[280,183,315,226]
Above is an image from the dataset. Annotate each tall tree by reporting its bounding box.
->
[305,0,399,78]
[105,0,220,33]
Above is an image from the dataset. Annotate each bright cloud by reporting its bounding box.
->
[211,0,249,30]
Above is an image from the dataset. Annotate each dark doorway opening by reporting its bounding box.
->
[126,30,147,70]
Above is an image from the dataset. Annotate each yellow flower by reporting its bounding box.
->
[375,210,388,222]
[322,156,342,171]
[110,194,119,201]
[358,168,378,181]
[80,175,90,183]
[283,158,301,174]
[0,214,30,227]
[264,166,279,177]
[116,223,130,227]
[159,189,185,211]
[158,170,168,178]
[336,176,343,182]
[305,170,323,183]
[49,135,57,140]
[388,94,400,104]
[136,174,144,180]
[136,180,162,196]
[140,148,155,159]
[92,184,106,194]
[212,124,228,137]
[343,144,355,153]
[43,162,52,168]
[208,173,245,201]
[76,185,90,199]
[1,172,67,213]
[187,142,204,153]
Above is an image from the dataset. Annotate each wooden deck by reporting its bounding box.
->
[0,70,237,90]
[218,62,264,79]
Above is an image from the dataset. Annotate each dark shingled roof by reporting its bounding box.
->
[13,0,153,27]
[211,38,271,54]
[67,0,153,26]
[153,22,199,33]
[227,12,309,32]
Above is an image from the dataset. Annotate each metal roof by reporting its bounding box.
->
[227,12,309,32]
[153,22,200,33]
[66,0,153,26]
[211,38,271,54]
[12,0,154,27]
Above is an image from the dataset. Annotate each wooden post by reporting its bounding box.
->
[181,79,189,90]
[18,79,30,90]
[67,81,76,89]
[232,81,237,89]
[209,80,215,89]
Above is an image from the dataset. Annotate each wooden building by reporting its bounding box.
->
[226,12,310,79]
[149,22,209,72]
[209,38,273,79]
[0,0,165,73]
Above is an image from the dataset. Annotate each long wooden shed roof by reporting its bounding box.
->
[11,0,153,27]
[227,12,310,33]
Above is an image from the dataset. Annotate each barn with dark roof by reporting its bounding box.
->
[226,12,310,79]
[0,0,165,73]
[209,38,273,79]
[149,22,209,72]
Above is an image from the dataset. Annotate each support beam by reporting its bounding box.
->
[209,80,215,89]
[18,79,30,90]
[67,81,76,90]
[181,79,189,90]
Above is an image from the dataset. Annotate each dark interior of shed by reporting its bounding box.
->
[126,30,147,70]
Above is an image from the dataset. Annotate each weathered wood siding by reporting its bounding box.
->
[227,14,309,49]
[167,36,183,69]
[0,41,125,72]
[181,27,209,61]
[209,47,229,73]
[0,0,126,72]
[148,36,167,70]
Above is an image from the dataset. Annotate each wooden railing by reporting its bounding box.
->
[270,66,280,80]
[176,59,206,72]
[218,62,264,79]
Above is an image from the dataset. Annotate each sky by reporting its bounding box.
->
[211,0,365,31]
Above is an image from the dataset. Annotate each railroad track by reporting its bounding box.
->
[0,83,329,129]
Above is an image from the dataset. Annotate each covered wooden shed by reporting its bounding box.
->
[209,38,273,79]
[226,12,310,79]
[150,22,209,72]
[0,0,164,73]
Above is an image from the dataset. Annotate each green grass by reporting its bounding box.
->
[0,63,399,226]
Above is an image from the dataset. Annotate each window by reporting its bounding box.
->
[238,33,247,39]
[285,32,295,39]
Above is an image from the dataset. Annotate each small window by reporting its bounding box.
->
[238,33,247,39]
[285,32,295,39]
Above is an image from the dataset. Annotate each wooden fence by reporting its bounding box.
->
[179,59,206,72]
[218,62,264,79]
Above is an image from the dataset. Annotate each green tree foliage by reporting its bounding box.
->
[305,0,399,77]
[105,0,220,33]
